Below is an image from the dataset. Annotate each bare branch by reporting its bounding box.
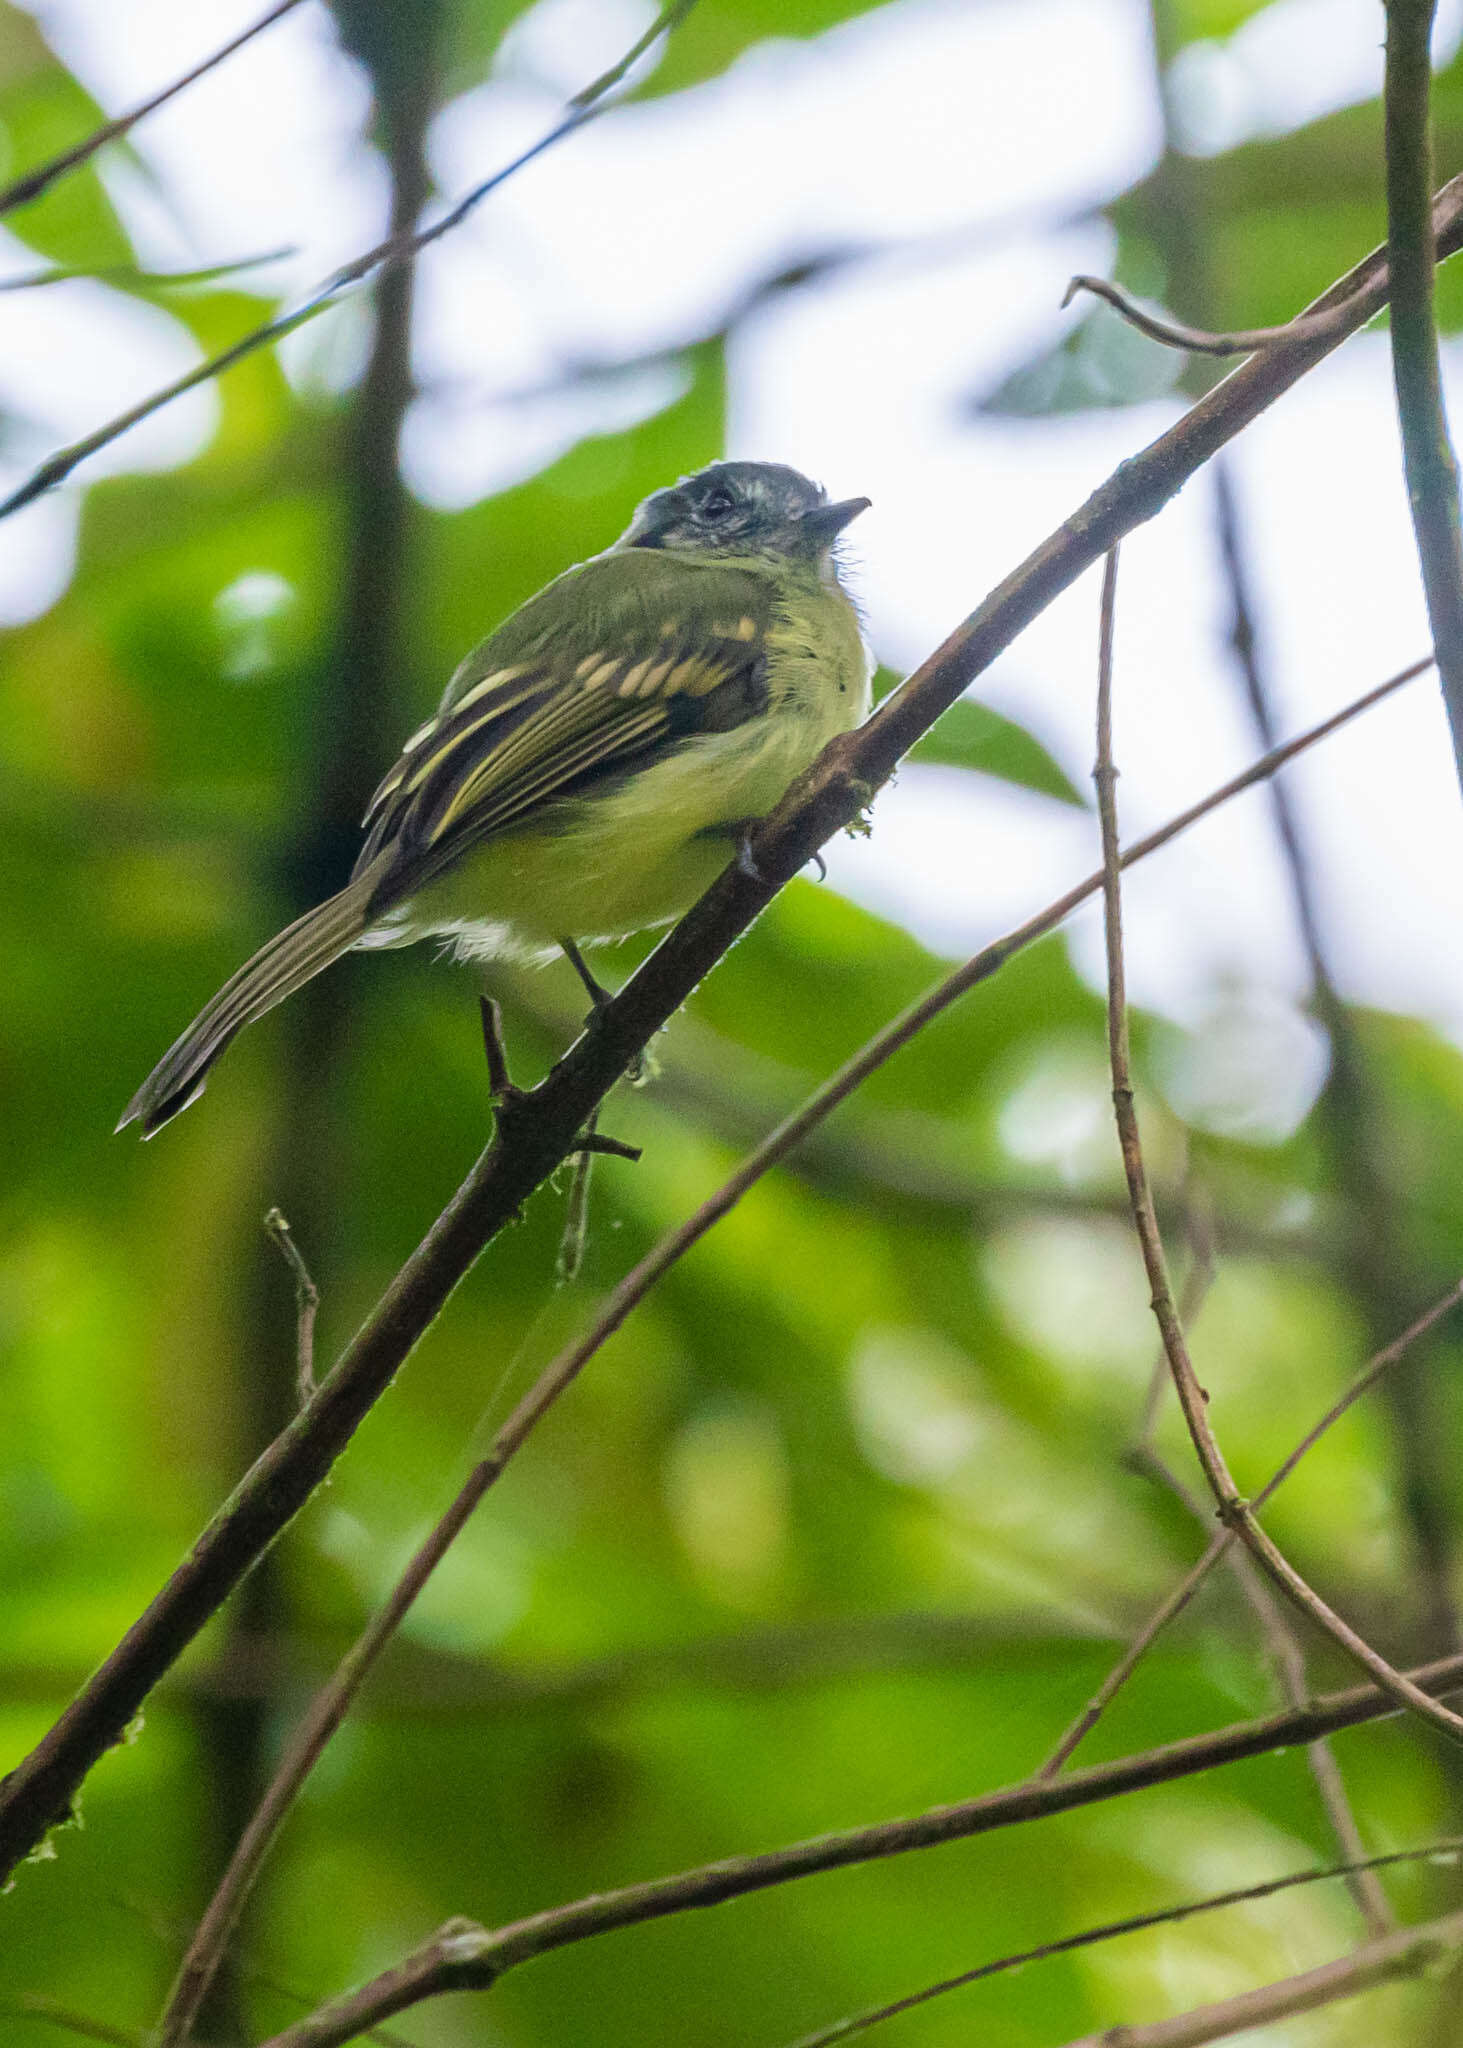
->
[1037,1277,1463,1778]
[153,1451,500,2042]
[0,642,1434,1887]
[1063,273,1361,356]
[782,1837,1463,2048]
[1215,455,1461,1653]
[1384,3,1463,790]
[1135,1446,1394,1936]
[1054,1904,1463,2047]
[573,1131,643,1162]
[5,178,1455,1874]
[149,648,1449,2032]
[1036,1524,1230,1778]
[556,1112,597,1284]
[1093,557,1463,1747]
[0,249,296,292]
[0,0,307,216]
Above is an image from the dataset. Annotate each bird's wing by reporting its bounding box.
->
[354,550,777,902]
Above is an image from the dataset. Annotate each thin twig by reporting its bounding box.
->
[0,0,698,520]
[253,1647,1463,2048]
[1219,461,1462,1658]
[153,1458,501,2042]
[1036,1277,1463,1779]
[1130,1175,1215,1452]
[477,995,517,1108]
[1125,1171,1390,1932]
[1093,560,1463,1747]
[1262,1281,1463,1497]
[2,1997,144,2047]
[1054,1904,1463,2048]
[781,1836,1463,2048]
[1134,1444,1394,1937]
[0,249,296,292]
[1384,2,1463,790]
[1063,273,1362,356]
[8,184,1459,1873]
[263,1209,319,1409]
[573,1131,642,1162]
[0,0,307,215]
[0,648,1435,1888]
[1037,1525,1230,1777]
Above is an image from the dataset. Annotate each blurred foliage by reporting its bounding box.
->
[982,24,1463,413]
[876,668,1087,804]
[3,2,1463,2046]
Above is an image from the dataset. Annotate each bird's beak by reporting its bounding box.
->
[799,495,871,546]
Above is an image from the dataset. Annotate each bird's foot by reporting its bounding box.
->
[701,818,824,883]
[559,936,654,1085]
[696,816,765,881]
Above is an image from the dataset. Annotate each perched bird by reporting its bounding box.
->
[119,460,871,1136]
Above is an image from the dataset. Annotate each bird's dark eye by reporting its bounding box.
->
[699,487,737,522]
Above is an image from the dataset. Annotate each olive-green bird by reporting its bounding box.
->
[119,460,871,1136]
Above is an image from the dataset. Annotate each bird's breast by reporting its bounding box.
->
[380,581,870,961]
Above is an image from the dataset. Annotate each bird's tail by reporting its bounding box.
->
[117,870,381,1137]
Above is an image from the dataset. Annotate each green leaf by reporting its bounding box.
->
[890,682,1087,807]
[0,4,134,273]
[1164,0,1286,40]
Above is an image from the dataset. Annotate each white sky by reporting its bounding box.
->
[8,0,1463,1068]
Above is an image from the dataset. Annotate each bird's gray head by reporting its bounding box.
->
[619,460,870,560]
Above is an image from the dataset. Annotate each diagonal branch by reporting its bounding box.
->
[1123,1204,1392,1932]
[1054,1902,1463,2047]
[4,166,1459,1876]
[0,0,307,216]
[1040,1271,1463,1784]
[0,249,296,292]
